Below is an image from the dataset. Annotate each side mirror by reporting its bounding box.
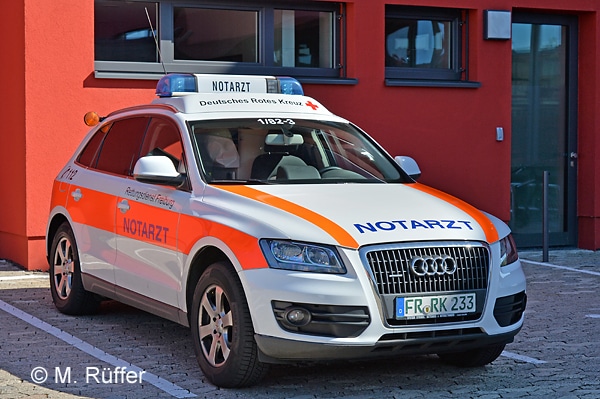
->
[394,156,421,181]
[133,156,185,186]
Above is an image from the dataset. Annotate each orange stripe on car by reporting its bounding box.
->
[115,198,179,251]
[64,186,267,269]
[215,185,360,249]
[177,214,268,270]
[409,183,499,243]
[118,201,266,268]
[66,187,116,233]
[50,179,70,212]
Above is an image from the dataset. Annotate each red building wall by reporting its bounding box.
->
[1,1,28,268]
[576,10,600,250]
[1,0,599,270]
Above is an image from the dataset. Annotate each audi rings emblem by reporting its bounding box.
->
[409,254,457,276]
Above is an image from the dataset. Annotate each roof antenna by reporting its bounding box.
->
[145,7,167,75]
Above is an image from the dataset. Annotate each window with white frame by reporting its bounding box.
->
[94,0,343,80]
[385,6,471,85]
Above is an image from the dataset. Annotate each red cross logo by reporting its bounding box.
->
[305,101,319,111]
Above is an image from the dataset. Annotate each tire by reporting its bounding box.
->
[437,343,506,367]
[49,222,100,315]
[190,262,268,388]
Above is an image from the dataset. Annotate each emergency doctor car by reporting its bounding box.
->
[46,73,526,388]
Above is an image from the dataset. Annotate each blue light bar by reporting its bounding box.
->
[155,73,304,97]
[156,74,197,97]
[277,77,304,95]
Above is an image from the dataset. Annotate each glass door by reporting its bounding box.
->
[510,14,578,247]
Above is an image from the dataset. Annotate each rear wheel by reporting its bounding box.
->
[437,343,506,367]
[49,222,100,315]
[190,262,268,388]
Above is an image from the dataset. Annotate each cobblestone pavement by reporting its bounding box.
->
[1,249,599,399]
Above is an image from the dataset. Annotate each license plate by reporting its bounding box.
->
[395,293,476,319]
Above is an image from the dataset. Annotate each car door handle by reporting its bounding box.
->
[117,200,130,213]
[71,188,83,202]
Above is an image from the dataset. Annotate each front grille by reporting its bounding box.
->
[364,242,490,295]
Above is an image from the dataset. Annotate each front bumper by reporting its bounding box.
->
[239,242,527,363]
[255,327,520,362]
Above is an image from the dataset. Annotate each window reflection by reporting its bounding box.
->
[510,23,568,238]
[95,1,158,62]
[174,8,258,62]
[385,18,451,69]
[274,10,334,68]
[94,1,341,77]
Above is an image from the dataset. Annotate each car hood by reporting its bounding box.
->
[209,183,501,248]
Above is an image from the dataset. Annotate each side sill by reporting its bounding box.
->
[81,273,189,327]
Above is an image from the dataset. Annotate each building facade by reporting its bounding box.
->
[2,0,600,270]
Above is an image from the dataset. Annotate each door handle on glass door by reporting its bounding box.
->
[570,152,578,167]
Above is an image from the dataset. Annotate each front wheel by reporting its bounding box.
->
[190,262,268,388]
[49,222,100,315]
[437,343,506,367]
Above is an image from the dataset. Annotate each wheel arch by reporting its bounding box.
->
[46,213,71,264]
[185,245,232,324]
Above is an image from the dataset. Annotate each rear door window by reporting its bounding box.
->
[95,117,150,176]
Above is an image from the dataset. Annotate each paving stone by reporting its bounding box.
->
[1,250,599,398]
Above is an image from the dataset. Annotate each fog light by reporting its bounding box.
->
[284,307,311,327]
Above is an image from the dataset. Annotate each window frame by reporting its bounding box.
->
[94,0,346,81]
[77,114,193,190]
[384,6,477,87]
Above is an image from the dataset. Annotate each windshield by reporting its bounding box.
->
[189,118,407,184]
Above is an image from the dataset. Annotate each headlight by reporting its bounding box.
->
[260,239,346,274]
[499,234,519,266]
